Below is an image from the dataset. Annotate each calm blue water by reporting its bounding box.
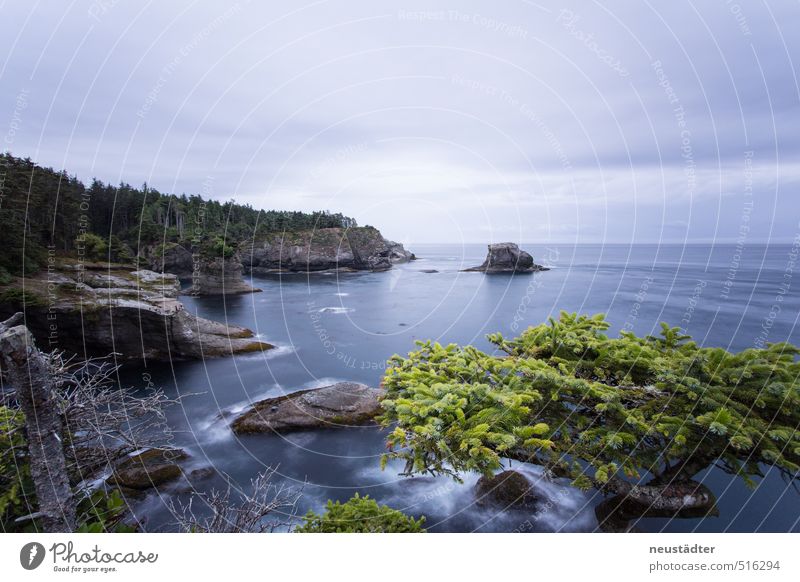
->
[126,243,800,532]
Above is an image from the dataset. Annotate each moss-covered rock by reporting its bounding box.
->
[107,449,188,490]
[232,382,383,434]
[475,470,542,510]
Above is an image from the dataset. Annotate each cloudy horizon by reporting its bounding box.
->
[1,1,798,244]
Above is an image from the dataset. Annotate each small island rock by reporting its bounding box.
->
[464,243,548,273]
[232,382,384,434]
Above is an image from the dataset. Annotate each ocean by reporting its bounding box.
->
[126,243,800,532]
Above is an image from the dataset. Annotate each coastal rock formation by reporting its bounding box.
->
[0,262,272,361]
[242,227,415,274]
[464,243,548,273]
[231,382,384,434]
[144,243,194,278]
[184,252,260,296]
[475,470,542,509]
[143,244,260,296]
[385,240,416,263]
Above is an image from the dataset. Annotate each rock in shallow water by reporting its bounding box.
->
[475,470,542,510]
[231,382,384,434]
[107,449,188,490]
[464,243,548,273]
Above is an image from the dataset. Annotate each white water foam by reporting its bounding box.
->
[355,458,595,532]
[318,306,354,314]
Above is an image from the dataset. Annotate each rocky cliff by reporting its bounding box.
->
[241,227,415,274]
[0,261,272,361]
[143,242,194,278]
[143,244,260,296]
[183,252,260,296]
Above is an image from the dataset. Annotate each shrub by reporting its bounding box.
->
[0,287,43,306]
[295,493,425,533]
[76,232,108,261]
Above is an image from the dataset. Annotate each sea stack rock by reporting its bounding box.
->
[186,252,261,295]
[464,243,548,273]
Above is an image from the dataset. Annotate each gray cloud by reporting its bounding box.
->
[1,0,798,243]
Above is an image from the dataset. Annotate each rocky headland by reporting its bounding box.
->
[464,242,548,273]
[242,227,415,275]
[142,227,412,292]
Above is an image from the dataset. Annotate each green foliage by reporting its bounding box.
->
[108,235,134,264]
[203,236,235,259]
[0,267,12,286]
[0,406,33,531]
[0,405,133,533]
[295,493,426,533]
[380,312,800,490]
[76,489,134,533]
[0,287,43,307]
[0,153,357,275]
[76,232,108,261]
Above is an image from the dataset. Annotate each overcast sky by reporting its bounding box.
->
[1,1,798,243]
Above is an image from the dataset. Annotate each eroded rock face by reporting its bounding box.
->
[231,382,384,434]
[384,240,416,263]
[0,264,272,361]
[144,243,194,278]
[464,243,548,273]
[242,227,414,274]
[184,253,260,296]
[475,470,542,509]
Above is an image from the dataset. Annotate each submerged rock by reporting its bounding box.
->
[475,470,542,509]
[231,382,384,434]
[594,481,719,532]
[242,227,414,274]
[464,243,548,273]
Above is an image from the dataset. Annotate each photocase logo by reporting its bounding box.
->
[20,542,46,570]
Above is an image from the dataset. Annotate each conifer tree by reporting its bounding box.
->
[380,312,800,509]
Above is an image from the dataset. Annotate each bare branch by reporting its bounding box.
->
[170,467,302,533]
[39,350,179,483]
